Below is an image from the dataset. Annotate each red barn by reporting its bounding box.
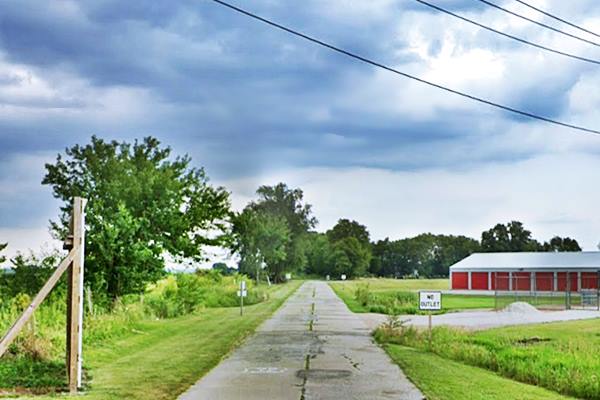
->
[449,252,600,292]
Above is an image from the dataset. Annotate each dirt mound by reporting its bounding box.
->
[502,302,540,314]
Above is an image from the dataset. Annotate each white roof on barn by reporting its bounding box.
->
[450,252,600,271]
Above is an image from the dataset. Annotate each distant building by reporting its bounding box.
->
[449,252,600,292]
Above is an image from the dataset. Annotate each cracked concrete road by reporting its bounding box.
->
[179,281,423,400]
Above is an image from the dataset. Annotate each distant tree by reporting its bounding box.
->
[212,262,235,275]
[481,221,541,252]
[542,236,581,252]
[0,243,6,264]
[5,250,65,297]
[369,234,480,278]
[247,183,316,280]
[330,237,371,279]
[233,208,290,282]
[326,219,370,246]
[304,232,333,277]
[43,136,231,302]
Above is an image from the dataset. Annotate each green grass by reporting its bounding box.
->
[10,280,302,399]
[330,279,493,314]
[384,345,572,400]
[376,319,600,399]
[333,278,449,292]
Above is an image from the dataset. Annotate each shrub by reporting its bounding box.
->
[354,283,372,307]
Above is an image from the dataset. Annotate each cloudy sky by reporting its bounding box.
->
[1,0,600,263]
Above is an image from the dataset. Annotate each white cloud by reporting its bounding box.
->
[223,152,600,250]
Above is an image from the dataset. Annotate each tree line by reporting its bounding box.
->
[0,136,585,305]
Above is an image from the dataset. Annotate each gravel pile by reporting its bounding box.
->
[502,302,540,314]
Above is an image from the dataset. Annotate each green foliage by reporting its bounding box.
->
[370,234,480,278]
[330,237,371,278]
[144,272,268,318]
[4,250,66,298]
[375,320,600,400]
[238,183,316,282]
[542,236,581,251]
[212,262,235,275]
[42,136,231,300]
[303,232,333,276]
[326,219,370,246]
[0,242,7,264]
[233,208,290,281]
[481,221,540,252]
[354,283,372,306]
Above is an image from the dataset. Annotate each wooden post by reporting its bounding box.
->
[0,250,76,357]
[67,197,86,393]
[428,312,432,348]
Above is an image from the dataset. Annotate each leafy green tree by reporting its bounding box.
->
[233,208,290,282]
[304,232,333,276]
[481,221,541,252]
[42,136,231,301]
[0,243,6,264]
[247,183,316,280]
[370,234,480,278]
[542,236,581,252]
[330,237,371,279]
[326,219,372,279]
[326,219,370,246]
[212,262,235,275]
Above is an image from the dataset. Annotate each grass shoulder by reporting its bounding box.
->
[384,345,572,400]
[11,280,302,400]
[375,318,600,399]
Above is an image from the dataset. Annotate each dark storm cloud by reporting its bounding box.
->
[0,0,599,234]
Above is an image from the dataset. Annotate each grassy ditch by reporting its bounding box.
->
[384,345,572,400]
[375,318,600,399]
[0,271,300,397]
[330,279,493,315]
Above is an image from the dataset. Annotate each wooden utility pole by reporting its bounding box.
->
[0,197,86,394]
[67,197,86,393]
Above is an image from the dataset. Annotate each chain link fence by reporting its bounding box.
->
[494,271,600,311]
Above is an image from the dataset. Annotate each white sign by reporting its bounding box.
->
[240,280,246,290]
[419,291,442,311]
[237,290,248,297]
[341,274,347,281]
[285,273,292,280]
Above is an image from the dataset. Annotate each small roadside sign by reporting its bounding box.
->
[419,291,442,311]
[341,274,347,281]
[239,281,247,316]
[419,291,442,348]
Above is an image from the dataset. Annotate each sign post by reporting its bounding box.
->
[419,291,442,348]
[237,280,247,316]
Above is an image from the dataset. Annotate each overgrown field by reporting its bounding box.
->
[0,270,298,397]
[375,318,600,399]
[330,278,494,314]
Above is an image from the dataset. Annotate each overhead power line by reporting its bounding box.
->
[514,0,600,39]
[414,0,600,65]
[476,0,600,47]
[207,0,600,135]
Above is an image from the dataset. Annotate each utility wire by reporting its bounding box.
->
[476,0,600,47]
[207,0,600,135]
[414,0,600,65]
[514,0,600,39]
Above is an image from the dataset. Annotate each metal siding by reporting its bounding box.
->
[535,272,553,291]
[452,272,468,290]
[471,272,489,290]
